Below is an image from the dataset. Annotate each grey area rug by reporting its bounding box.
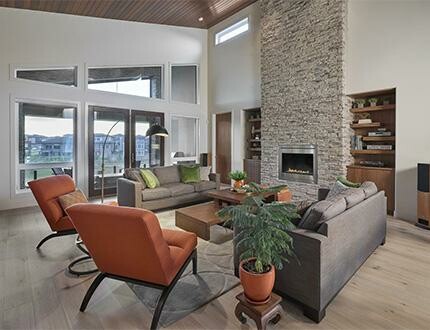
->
[128,225,238,327]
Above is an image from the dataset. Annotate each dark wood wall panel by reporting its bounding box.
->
[0,0,257,28]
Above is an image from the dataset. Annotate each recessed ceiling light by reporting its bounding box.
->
[198,17,204,22]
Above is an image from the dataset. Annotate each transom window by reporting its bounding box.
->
[15,67,78,87]
[215,17,249,45]
[88,66,163,99]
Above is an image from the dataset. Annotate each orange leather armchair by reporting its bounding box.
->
[28,175,77,248]
[66,204,198,330]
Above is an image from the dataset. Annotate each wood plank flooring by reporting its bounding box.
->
[0,206,430,329]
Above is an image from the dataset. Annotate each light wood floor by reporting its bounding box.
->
[1,206,430,330]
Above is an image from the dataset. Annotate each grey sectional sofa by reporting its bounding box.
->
[234,185,387,323]
[117,165,221,211]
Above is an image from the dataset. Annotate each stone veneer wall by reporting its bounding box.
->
[260,0,351,201]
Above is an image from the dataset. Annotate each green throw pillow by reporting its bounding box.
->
[179,165,201,184]
[140,169,160,189]
[336,176,361,188]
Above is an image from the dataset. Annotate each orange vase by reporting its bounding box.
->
[233,180,245,190]
[239,259,275,305]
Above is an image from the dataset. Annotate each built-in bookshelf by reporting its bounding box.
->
[347,88,396,214]
[243,107,261,183]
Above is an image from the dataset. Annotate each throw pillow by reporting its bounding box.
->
[336,176,361,188]
[140,169,160,189]
[124,168,146,188]
[58,189,88,211]
[179,165,201,184]
[298,198,347,231]
[200,166,211,181]
[361,181,378,198]
[326,180,349,200]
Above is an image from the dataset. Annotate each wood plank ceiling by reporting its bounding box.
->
[0,0,258,28]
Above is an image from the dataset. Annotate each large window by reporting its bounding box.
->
[171,65,198,104]
[171,116,198,163]
[17,102,76,190]
[215,17,249,45]
[15,67,78,87]
[88,66,163,99]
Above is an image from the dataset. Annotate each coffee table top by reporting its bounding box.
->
[207,189,277,204]
[175,202,221,225]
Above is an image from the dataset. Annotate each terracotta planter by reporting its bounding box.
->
[239,259,275,305]
[233,180,245,190]
[277,189,292,202]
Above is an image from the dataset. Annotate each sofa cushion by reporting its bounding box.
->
[361,181,378,198]
[124,168,146,188]
[326,180,349,200]
[153,166,180,185]
[141,187,171,201]
[179,165,201,184]
[298,198,347,231]
[200,166,211,181]
[192,180,217,192]
[163,183,195,197]
[343,188,366,208]
[140,169,160,189]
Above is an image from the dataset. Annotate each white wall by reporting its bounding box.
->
[0,7,208,210]
[346,0,430,222]
[208,2,261,172]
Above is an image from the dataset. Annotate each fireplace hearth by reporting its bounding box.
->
[279,145,317,184]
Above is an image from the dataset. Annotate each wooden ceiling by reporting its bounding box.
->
[0,0,258,29]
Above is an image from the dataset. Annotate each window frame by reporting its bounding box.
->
[12,97,79,194]
[169,63,200,105]
[10,64,80,89]
[215,17,250,46]
[86,63,165,101]
[170,114,200,163]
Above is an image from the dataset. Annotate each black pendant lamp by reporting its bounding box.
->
[146,124,169,137]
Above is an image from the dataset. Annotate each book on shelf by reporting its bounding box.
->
[366,145,393,150]
[351,135,364,150]
[358,119,372,124]
[368,131,392,137]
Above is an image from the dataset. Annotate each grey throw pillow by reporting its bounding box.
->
[124,168,146,188]
[326,180,349,200]
[200,166,211,181]
[361,181,378,198]
[298,198,347,231]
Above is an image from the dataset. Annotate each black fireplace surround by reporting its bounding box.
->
[278,145,317,184]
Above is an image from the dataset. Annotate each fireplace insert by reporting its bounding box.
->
[278,145,317,184]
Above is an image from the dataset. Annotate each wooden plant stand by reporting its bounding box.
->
[235,292,283,330]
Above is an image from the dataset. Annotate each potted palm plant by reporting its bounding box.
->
[218,183,299,304]
[229,170,247,190]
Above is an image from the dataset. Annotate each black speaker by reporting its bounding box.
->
[418,163,430,192]
[417,163,430,230]
[200,153,209,166]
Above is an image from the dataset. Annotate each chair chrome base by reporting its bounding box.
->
[80,249,198,330]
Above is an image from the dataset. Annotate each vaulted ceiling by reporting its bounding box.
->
[0,0,258,28]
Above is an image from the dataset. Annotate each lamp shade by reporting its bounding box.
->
[146,124,168,137]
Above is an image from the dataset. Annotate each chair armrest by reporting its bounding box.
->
[117,178,143,208]
[318,188,330,201]
[209,173,221,190]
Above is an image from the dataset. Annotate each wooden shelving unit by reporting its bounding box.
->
[243,107,262,184]
[347,88,396,214]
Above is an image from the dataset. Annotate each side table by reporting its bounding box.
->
[235,292,283,330]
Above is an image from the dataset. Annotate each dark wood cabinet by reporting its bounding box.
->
[244,159,261,184]
[243,107,261,184]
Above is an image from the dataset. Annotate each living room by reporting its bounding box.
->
[0,0,429,329]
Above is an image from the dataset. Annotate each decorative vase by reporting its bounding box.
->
[370,102,377,107]
[239,259,275,305]
[277,189,292,202]
[233,179,245,190]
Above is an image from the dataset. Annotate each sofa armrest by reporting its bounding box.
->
[209,173,221,190]
[117,178,143,208]
[318,188,330,201]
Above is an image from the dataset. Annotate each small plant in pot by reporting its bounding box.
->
[229,170,247,190]
[368,97,378,107]
[355,98,366,108]
[218,183,299,305]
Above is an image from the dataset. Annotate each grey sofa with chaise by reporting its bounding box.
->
[117,165,221,211]
[234,185,387,323]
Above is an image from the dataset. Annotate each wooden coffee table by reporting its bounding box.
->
[175,202,222,240]
[206,189,277,208]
